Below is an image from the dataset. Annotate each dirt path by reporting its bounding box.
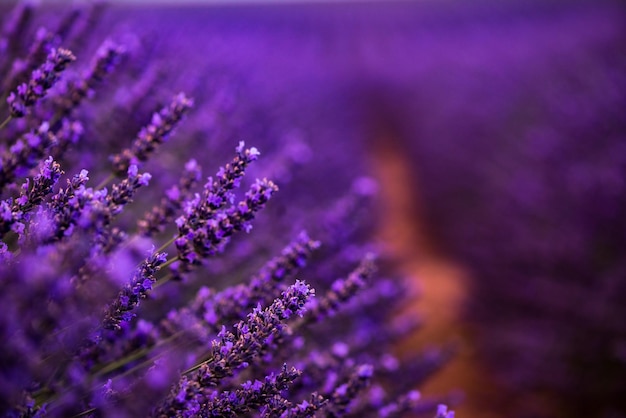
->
[372,137,502,418]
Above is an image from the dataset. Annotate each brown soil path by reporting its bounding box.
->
[371,137,502,418]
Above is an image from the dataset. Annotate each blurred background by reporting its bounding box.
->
[5,0,626,416]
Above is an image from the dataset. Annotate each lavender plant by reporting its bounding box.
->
[0,2,454,417]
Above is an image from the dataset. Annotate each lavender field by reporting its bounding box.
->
[0,0,625,417]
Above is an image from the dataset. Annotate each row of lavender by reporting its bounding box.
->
[377,2,625,417]
[0,2,454,417]
[93,2,626,417]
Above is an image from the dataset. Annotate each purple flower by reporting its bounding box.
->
[0,156,62,239]
[173,177,278,279]
[6,47,75,118]
[99,249,168,329]
[158,281,314,416]
[323,364,374,417]
[51,40,125,122]
[111,93,194,176]
[43,168,90,241]
[306,254,376,323]
[138,158,202,236]
[199,231,319,326]
[0,3,458,417]
[435,404,455,418]
[201,364,301,416]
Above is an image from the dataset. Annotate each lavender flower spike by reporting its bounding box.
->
[66,164,152,256]
[379,390,422,418]
[138,158,202,236]
[111,92,193,176]
[56,39,125,117]
[1,122,54,189]
[6,47,75,118]
[201,364,301,417]
[108,164,152,216]
[170,141,260,239]
[279,393,328,418]
[173,178,278,277]
[84,39,125,85]
[0,156,62,239]
[204,280,312,378]
[435,404,455,418]
[307,253,377,323]
[205,141,261,207]
[325,364,374,417]
[44,168,90,242]
[162,231,319,341]
[159,280,314,416]
[19,156,63,209]
[2,26,59,94]
[102,249,168,331]
[216,231,320,321]
[0,118,82,190]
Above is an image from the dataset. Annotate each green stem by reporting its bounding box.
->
[91,332,183,378]
[0,115,11,130]
[156,235,177,253]
[112,344,175,380]
[95,173,115,190]
[160,256,178,270]
[72,408,97,418]
[92,347,153,377]
[182,355,212,376]
[153,272,174,289]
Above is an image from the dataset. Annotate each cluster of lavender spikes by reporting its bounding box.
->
[0,2,455,418]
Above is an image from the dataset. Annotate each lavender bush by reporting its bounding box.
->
[0,1,455,417]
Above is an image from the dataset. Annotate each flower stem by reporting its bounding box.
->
[95,173,115,190]
[0,115,11,130]
[156,235,177,253]
[72,407,97,418]
[154,272,174,289]
[160,256,178,270]
[92,334,177,377]
[182,355,212,375]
